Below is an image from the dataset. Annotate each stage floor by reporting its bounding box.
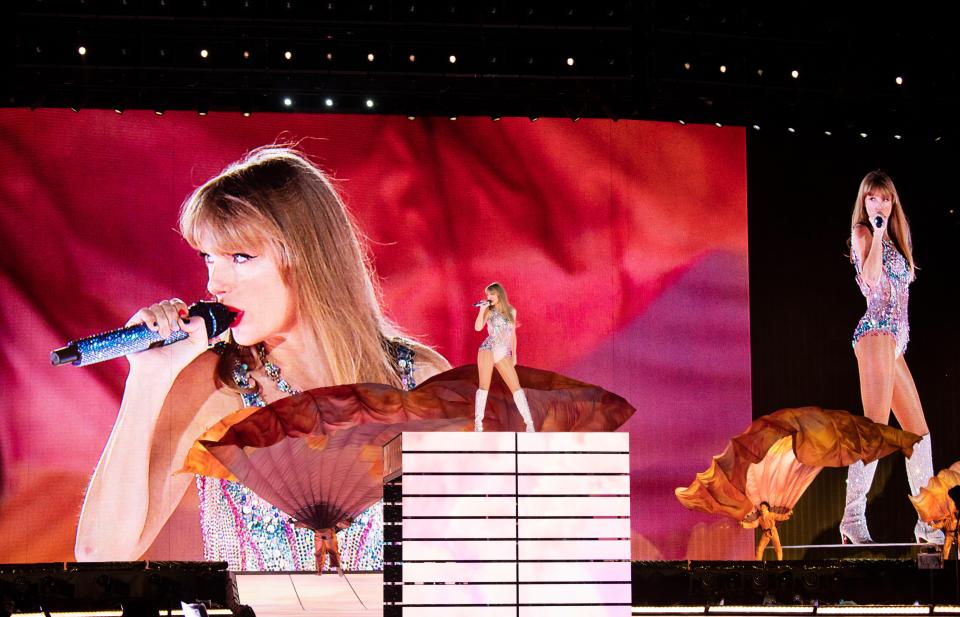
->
[236,572,383,616]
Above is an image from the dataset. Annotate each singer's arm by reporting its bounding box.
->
[474,305,489,332]
[852,223,884,288]
[75,351,228,561]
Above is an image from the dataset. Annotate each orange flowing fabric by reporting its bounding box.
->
[182,364,634,531]
[675,407,920,521]
[910,461,960,524]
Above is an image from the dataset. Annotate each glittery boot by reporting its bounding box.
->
[906,434,946,544]
[474,388,488,432]
[512,389,536,433]
[839,460,878,544]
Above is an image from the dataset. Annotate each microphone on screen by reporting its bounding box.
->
[472,301,490,308]
[50,301,237,367]
[874,216,884,229]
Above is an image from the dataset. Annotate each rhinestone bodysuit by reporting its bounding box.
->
[197,341,417,571]
[478,309,514,363]
[851,236,911,357]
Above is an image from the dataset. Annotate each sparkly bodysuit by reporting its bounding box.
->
[851,235,912,357]
[197,342,417,571]
[479,309,514,363]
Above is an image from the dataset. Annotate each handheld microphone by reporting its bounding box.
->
[874,216,884,229]
[50,301,237,367]
[472,300,490,308]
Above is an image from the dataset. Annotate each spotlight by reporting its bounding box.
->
[678,120,686,125]
[859,132,868,138]
[78,45,87,56]
[449,115,458,121]
[895,76,904,85]
[365,98,375,108]
[367,53,375,62]
[715,122,722,127]
[243,50,250,59]
[71,106,80,113]
[283,97,293,107]
[326,52,333,61]
[284,50,293,60]
[566,57,575,66]
[683,62,691,70]
[824,130,832,136]
[791,69,799,79]
[752,124,760,130]
[200,49,209,58]
[114,107,124,114]
[757,68,764,76]
[529,116,539,122]
[155,109,164,116]
[324,97,334,107]
[407,115,416,120]
[408,54,416,62]
[719,65,727,73]
[571,117,580,122]
[788,127,795,133]
[242,111,251,117]
[448,55,457,64]
[491,115,501,121]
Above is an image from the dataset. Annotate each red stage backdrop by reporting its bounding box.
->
[0,109,751,562]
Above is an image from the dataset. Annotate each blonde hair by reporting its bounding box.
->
[179,145,448,390]
[485,282,517,324]
[849,170,916,278]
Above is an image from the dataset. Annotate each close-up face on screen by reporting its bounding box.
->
[0,109,752,567]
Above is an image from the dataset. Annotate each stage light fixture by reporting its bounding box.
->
[491,115,501,121]
[367,53,375,62]
[719,65,727,73]
[409,54,416,62]
[326,52,333,61]
[200,49,209,58]
[757,68,764,76]
[788,127,795,133]
[449,115,457,120]
[283,97,293,107]
[243,50,250,59]
[114,107,124,114]
[449,55,457,64]
[752,124,760,130]
[683,62,691,70]
[824,130,832,136]
[71,106,80,113]
[407,115,415,120]
[571,117,580,122]
[567,57,575,66]
[242,111,251,117]
[365,98,375,108]
[860,132,868,138]
[895,76,904,85]
[78,46,87,56]
[324,97,334,107]
[715,122,722,127]
[791,69,799,78]
[894,134,902,140]
[284,50,293,60]
[155,109,164,116]
[678,120,686,125]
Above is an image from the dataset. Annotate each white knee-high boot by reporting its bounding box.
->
[474,388,488,432]
[839,459,878,544]
[906,434,945,544]
[512,389,535,433]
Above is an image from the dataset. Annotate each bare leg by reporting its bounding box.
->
[943,530,954,561]
[474,350,495,432]
[756,534,771,561]
[494,358,535,432]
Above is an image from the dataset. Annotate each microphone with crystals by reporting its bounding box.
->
[50,301,237,367]
[472,300,490,308]
[874,216,884,229]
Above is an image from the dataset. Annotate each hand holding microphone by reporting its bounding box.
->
[473,300,491,308]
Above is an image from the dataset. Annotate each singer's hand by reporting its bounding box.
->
[125,298,210,373]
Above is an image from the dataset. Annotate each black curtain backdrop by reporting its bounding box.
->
[747,131,960,548]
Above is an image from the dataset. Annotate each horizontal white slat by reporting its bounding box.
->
[403,517,517,539]
[403,607,517,617]
[403,540,516,561]
[402,452,515,473]
[519,561,631,582]
[516,432,629,452]
[404,474,517,495]
[518,496,630,517]
[518,453,629,474]
[519,605,630,617]
[518,475,629,495]
[403,561,517,584]
[519,539,631,560]
[403,432,516,452]
[403,583,517,605]
[519,582,632,604]
[517,517,630,539]
[404,496,516,517]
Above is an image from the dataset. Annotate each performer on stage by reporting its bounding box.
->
[75,146,450,570]
[473,283,535,432]
[741,502,792,561]
[839,170,943,545]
